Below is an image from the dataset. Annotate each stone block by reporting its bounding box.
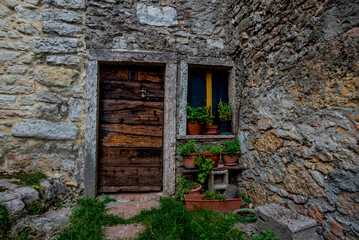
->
[0,86,33,94]
[34,92,63,103]
[16,25,40,35]
[0,50,20,63]
[30,37,77,54]
[208,170,228,192]
[256,204,318,240]
[43,21,82,36]
[0,95,16,103]
[46,55,80,65]
[19,96,34,106]
[15,6,41,21]
[42,9,83,23]
[11,119,78,140]
[35,66,79,87]
[136,3,178,27]
[51,0,85,9]
[68,99,82,121]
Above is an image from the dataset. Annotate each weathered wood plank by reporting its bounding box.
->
[100,124,163,137]
[100,65,164,83]
[99,147,162,167]
[99,100,163,125]
[100,80,164,100]
[98,166,163,186]
[99,132,163,148]
[98,185,162,193]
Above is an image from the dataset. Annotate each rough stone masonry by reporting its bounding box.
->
[0,0,358,239]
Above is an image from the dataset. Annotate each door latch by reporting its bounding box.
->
[140,89,164,100]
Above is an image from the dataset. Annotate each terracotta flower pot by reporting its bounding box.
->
[202,152,220,168]
[222,152,239,166]
[188,184,202,195]
[187,121,201,135]
[183,154,198,169]
[184,194,242,213]
[204,124,219,135]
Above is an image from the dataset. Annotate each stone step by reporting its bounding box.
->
[256,204,318,240]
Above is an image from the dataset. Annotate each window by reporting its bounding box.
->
[178,57,237,137]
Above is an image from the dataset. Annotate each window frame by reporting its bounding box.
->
[178,57,237,136]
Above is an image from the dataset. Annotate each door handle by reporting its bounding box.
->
[141,89,164,100]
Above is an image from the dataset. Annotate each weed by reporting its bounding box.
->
[203,191,226,201]
[0,201,11,237]
[238,193,252,204]
[18,171,45,187]
[28,200,46,215]
[252,229,278,240]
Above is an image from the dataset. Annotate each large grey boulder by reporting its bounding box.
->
[14,187,39,207]
[256,204,318,240]
[0,192,25,215]
[40,180,57,200]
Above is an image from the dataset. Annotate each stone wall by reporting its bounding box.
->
[1,0,358,239]
[85,0,231,57]
[0,0,86,195]
[228,0,359,239]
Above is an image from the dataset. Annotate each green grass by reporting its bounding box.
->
[0,201,11,238]
[57,196,247,240]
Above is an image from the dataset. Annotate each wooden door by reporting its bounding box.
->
[98,64,164,193]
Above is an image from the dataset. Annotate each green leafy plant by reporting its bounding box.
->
[203,191,226,201]
[203,106,215,125]
[210,144,224,155]
[199,144,223,155]
[175,177,199,201]
[177,141,199,157]
[0,201,11,237]
[238,193,252,204]
[186,104,207,124]
[252,229,278,240]
[222,137,241,156]
[195,156,214,184]
[218,101,233,121]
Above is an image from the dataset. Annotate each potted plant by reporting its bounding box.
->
[175,177,202,201]
[221,138,240,166]
[178,141,199,169]
[200,144,223,168]
[203,106,219,135]
[218,101,233,134]
[186,104,206,135]
[184,190,242,213]
[194,156,214,184]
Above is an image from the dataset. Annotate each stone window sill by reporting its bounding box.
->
[176,134,236,140]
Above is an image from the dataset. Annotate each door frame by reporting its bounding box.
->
[84,50,177,198]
